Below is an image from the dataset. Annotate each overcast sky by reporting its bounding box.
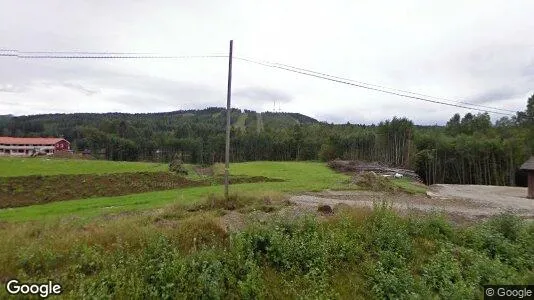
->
[1,0,533,125]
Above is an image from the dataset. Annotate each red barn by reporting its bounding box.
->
[0,137,70,156]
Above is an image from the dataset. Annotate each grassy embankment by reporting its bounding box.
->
[0,159,349,222]
[0,201,532,299]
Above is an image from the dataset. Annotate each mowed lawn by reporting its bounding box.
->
[0,161,348,222]
[0,156,167,177]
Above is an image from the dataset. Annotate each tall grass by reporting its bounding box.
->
[0,199,532,299]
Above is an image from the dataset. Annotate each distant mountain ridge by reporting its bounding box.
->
[0,107,319,139]
[4,107,318,126]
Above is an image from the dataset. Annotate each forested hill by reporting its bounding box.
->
[2,94,533,187]
[1,107,323,162]
[2,108,318,135]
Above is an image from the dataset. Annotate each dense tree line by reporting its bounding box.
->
[2,94,533,186]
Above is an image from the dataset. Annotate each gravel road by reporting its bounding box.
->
[289,185,534,221]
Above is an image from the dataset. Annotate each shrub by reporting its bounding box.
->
[421,247,474,299]
[2,204,533,299]
[363,203,412,258]
[168,155,188,175]
[457,215,534,271]
[370,261,419,299]
[407,214,454,241]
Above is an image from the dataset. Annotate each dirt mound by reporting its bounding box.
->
[317,204,333,214]
[0,173,283,209]
[194,166,213,176]
[352,171,398,192]
[51,151,94,160]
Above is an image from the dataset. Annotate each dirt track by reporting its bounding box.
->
[290,185,534,221]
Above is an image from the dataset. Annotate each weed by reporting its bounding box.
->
[0,190,532,299]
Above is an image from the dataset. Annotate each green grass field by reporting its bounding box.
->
[0,157,167,177]
[0,161,349,222]
[1,159,530,299]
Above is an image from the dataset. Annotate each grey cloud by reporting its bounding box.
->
[234,87,292,103]
[523,62,534,77]
[468,88,520,105]
[0,83,27,93]
[0,58,226,112]
[315,113,358,124]
[60,82,100,96]
[98,74,225,109]
[109,88,222,112]
[1,0,533,123]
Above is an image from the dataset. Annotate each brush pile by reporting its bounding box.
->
[328,160,422,182]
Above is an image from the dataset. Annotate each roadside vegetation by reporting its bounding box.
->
[0,198,531,299]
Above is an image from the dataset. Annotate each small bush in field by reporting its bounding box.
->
[169,156,188,175]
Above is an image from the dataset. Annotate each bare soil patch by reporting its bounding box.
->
[0,173,282,209]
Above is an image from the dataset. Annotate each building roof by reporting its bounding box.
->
[520,156,534,171]
[0,137,69,145]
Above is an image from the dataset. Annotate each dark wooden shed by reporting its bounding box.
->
[520,156,534,199]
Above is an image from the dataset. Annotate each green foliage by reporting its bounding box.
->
[0,161,348,222]
[0,206,533,299]
[457,214,534,271]
[0,157,167,177]
[168,155,188,175]
[318,143,337,161]
[391,178,428,194]
[3,95,533,187]
[0,96,534,185]
[421,247,475,298]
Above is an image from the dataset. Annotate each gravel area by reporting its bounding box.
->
[289,185,534,221]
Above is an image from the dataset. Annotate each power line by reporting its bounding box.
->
[0,53,228,59]
[236,56,517,114]
[0,48,518,116]
[234,57,515,116]
[17,51,156,55]
[0,49,227,59]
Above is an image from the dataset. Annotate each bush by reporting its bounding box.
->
[421,247,474,299]
[371,262,419,299]
[2,205,533,299]
[319,144,337,161]
[169,155,188,175]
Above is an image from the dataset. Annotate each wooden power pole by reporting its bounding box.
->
[224,40,233,201]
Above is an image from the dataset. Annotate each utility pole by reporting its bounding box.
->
[224,40,233,201]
